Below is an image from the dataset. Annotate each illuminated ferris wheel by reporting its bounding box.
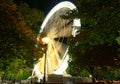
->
[32,1,81,81]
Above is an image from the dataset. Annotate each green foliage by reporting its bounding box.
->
[94,67,120,80]
[18,3,44,33]
[5,58,30,80]
[113,69,120,79]
[0,1,44,80]
[75,0,120,45]
[80,68,90,77]
[116,37,120,45]
[67,61,81,76]
[0,58,30,80]
[68,0,120,80]
[0,0,14,4]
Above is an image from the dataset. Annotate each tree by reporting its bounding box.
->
[67,0,120,81]
[0,1,44,80]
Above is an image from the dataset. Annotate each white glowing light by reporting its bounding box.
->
[32,64,43,81]
[53,47,69,75]
[72,19,81,37]
[73,18,81,27]
[42,37,50,44]
[54,55,69,75]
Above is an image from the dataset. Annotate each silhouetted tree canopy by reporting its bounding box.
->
[67,0,120,80]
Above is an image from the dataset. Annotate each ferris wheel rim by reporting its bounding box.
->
[39,1,76,33]
[38,1,77,75]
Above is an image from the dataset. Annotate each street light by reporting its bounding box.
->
[41,37,50,84]
[42,37,50,44]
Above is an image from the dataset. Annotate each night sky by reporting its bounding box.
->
[16,0,75,15]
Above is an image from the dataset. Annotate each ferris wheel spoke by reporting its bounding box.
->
[37,1,77,75]
[52,40,68,59]
[55,25,72,38]
[45,16,73,38]
[47,42,59,70]
[46,24,73,38]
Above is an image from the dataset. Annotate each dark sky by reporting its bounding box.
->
[20,0,75,15]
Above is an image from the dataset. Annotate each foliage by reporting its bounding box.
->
[0,0,14,4]
[0,1,44,80]
[18,3,44,33]
[75,0,120,45]
[66,61,81,76]
[94,66,120,80]
[67,0,120,80]
[4,58,30,80]
[80,68,90,77]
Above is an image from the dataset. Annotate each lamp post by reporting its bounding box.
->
[43,47,47,84]
[41,37,50,84]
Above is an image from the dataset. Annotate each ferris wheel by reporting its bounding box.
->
[35,1,81,79]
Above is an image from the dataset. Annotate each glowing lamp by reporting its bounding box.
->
[42,37,50,44]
